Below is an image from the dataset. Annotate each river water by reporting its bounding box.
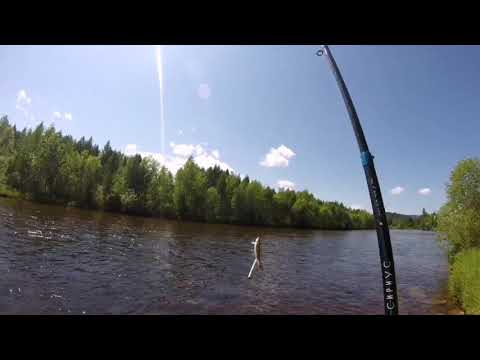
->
[0,197,449,315]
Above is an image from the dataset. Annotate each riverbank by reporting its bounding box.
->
[434,158,480,315]
[0,185,20,199]
[448,249,480,314]
[429,284,465,315]
[0,188,377,232]
[1,188,442,235]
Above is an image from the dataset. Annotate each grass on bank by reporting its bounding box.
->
[449,249,480,315]
[0,183,20,199]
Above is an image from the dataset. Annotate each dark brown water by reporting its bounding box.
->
[0,197,449,315]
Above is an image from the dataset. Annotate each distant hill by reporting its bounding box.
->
[386,212,421,223]
[385,211,437,231]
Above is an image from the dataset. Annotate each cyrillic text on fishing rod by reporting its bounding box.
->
[383,260,395,310]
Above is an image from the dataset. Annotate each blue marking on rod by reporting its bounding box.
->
[361,151,372,167]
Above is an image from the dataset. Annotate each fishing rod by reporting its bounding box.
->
[318,45,399,315]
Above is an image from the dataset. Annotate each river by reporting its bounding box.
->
[0,197,450,314]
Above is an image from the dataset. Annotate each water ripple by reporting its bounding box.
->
[0,198,449,314]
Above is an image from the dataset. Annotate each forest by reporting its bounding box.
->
[387,210,437,231]
[0,116,379,230]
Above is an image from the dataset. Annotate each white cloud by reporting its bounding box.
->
[178,129,183,136]
[350,204,365,210]
[260,145,296,168]
[391,186,405,195]
[16,89,32,109]
[170,143,197,157]
[16,89,34,121]
[194,152,234,173]
[124,143,234,175]
[169,142,209,158]
[173,143,195,157]
[141,151,186,174]
[418,188,432,196]
[125,144,138,156]
[194,145,205,156]
[198,83,211,99]
[52,111,72,122]
[277,180,295,191]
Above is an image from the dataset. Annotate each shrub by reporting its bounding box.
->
[449,249,480,314]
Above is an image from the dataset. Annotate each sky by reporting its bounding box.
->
[1,45,479,215]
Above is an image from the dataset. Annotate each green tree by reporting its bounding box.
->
[292,191,318,228]
[174,158,207,220]
[61,150,101,207]
[99,141,124,210]
[147,164,175,217]
[244,181,268,225]
[223,173,241,222]
[273,190,297,226]
[231,182,247,223]
[33,126,67,199]
[206,165,222,188]
[205,187,221,222]
[438,158,480,257]
[0,116,15,189]
[0,115,379,230]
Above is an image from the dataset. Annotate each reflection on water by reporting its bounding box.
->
[0,198,449,314]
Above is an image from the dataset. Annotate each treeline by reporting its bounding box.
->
[387,209,437,231]
[437,158,480,314]
[0,116,375,230]
[437,158,480,257]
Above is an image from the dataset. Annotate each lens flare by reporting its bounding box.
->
[154,45,165,154]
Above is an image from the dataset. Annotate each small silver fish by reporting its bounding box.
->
[252,237,263,270]
[248,236,263,279]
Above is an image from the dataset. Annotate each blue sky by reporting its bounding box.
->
[1,45,479,215]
